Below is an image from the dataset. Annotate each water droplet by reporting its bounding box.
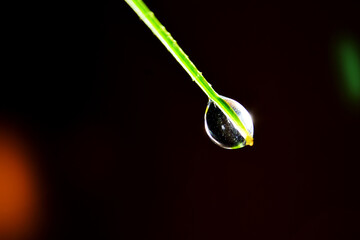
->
[204,96,254,149]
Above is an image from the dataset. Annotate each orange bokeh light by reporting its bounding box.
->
[0,125,41,239]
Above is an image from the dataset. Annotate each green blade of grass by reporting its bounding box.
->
[124,0,253,146]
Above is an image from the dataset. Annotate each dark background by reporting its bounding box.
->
[1,0,359,239]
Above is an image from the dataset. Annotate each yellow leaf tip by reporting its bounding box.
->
[246,136,254,146]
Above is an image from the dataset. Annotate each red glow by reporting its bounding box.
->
[0,126,41,239]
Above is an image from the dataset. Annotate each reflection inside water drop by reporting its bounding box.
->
[204,96,254,149]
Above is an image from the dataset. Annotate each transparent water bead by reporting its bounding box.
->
[204,96,254,149]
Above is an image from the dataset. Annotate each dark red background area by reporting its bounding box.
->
[1,0,359,239]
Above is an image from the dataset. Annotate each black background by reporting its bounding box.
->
[1,0,360,239]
